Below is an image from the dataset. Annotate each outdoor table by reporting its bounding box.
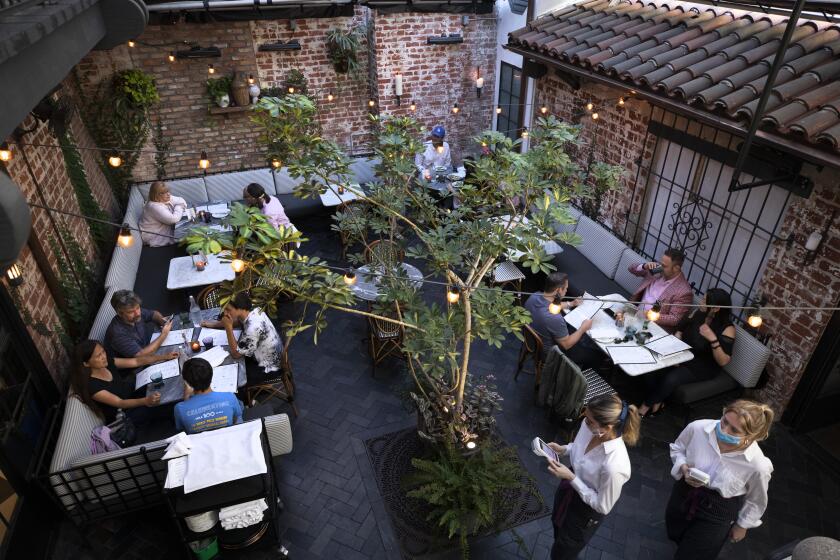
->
[495,215,565,261]
[351,263,423,301]
[173,202,232,241]
[581,294,694,376]
[166,253,235,290]
[319,183,363,207]
[145,308,246,405]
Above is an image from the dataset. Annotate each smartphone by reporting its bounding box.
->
[531,437,559,463]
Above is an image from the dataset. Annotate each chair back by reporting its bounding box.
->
[364,239,404,268]
[197,283,224,309]
[522,324,544,363]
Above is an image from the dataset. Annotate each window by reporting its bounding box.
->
[496,62,522,142]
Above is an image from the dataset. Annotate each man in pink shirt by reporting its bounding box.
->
[629,248,693,333]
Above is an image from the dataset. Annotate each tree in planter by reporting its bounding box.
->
[326,26,364,77]
[579,161,624,221]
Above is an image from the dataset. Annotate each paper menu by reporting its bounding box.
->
[606,345,656,365]
[193,345,230,367]
[135,359,180,390]
[563,293,603,329]
[211,364,239,393]
[645,335,692,356]
[165,456,187,489]
[198,328,241,347]
[150,328,194,347]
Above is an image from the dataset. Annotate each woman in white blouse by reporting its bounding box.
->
[139,181,187,246]
[667,399,774,559]
[545,394,641,560]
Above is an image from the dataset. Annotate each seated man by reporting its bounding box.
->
[415,125,452,179]
[629,247,693,333]
[104,290,173,375]
[175,358,243,434]
[523,272,602,371]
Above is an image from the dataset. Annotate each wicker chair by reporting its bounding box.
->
[336,200,369,261]
[245,338,299,417]
[364,239,404,269]
[516,324,544,389]
[197,283,224,310]
[367,310,405,377]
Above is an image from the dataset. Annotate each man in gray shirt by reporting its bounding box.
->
[103,290,172,375]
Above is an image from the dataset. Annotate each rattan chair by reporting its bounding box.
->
[367,310,405,377]
[364,239,404,268]
[245,338,299,417]
[197,283,224,310]
[516,324,545,388]
[336,200,369,261]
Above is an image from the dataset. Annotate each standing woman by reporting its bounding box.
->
[139,181,187,246]
[243,183,293,230]
[666,400,774,559]
[545,394,641,560]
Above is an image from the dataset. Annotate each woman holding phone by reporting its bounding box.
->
[666,400,774,559]
[544,394,641,560]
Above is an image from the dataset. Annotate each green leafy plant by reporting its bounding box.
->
[405,442,526,558]
[152,116,171,180]
[284,69,308,96]
[114,69,160,108]
[580,161,624,220]
[206,76,233,102]
[326,26,364,76]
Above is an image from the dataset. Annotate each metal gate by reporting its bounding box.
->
[622,108,799,321]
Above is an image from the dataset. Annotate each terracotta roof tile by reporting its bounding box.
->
[507,0,840,155]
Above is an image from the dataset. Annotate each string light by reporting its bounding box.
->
[540,105,548,115]
[466,441,477,449]
[271,158,282,169]
[231,257,246,273]
[368,98,376,108]
[117,224,134,248]
[496,106,502,114]
[747,306,763,328]
[107,152,123,168]
[409,102,416,111]
[248,74,255,85]
[452,103,459,114]
[168,52,176,63]
[198,151,210,169]
[549,296,563,315]
[343,269,357,285]
[591,112,599,120]
[128,40,136,48]
[208,64,215,75]
[0,142,12,162]
[327,91,334,102]
[520,127,529,139]
[646,300,662,322]
[447,286,461,304]
[618,97,625,107]
[585,102,594,112]
[288,86,295,94]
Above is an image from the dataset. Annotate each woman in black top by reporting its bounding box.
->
[638,288,736,417]
[72,340,177,423]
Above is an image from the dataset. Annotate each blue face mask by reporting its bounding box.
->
[715,421,742,446]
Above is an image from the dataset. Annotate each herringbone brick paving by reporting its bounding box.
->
[50,225,840,559]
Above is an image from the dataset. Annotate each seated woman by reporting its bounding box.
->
[638,288,736,417]
[243,183,292,230]
[139,181,188,246]
[71,340,178,425]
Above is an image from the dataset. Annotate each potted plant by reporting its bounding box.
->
[326,27,364,76]
[206,76,233,107]
[284,69,308,96]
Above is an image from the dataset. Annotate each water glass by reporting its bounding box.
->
[202,336,214,350]
[150,372,164,390]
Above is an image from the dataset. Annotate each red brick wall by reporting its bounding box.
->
[534,75,840,416]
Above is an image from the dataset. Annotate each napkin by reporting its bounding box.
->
[163,432,193,460]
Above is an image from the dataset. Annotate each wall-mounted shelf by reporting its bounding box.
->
[208,105,252,115]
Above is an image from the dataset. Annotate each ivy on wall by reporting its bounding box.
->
[48,227,98,350]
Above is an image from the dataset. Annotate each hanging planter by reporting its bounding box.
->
[326,27,364,77]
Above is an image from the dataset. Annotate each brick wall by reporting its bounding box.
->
[534,74,840,416]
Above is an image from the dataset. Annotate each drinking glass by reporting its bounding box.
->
[150,372,164,390]
[202,336,214,350]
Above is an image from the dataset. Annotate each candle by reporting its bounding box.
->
[395,73,403,96]
[190,341,201,352]
[476,77,484,88]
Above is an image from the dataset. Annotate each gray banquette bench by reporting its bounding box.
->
[551,206,771,416]
[36,161,386,525]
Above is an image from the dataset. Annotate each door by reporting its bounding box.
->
[495,62,523,142]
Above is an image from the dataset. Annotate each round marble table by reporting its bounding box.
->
[350,263,423,301]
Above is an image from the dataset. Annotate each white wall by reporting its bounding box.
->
[534,0,579,17]
[493,0,526,131]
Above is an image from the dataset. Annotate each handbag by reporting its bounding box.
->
[108,413,137,448]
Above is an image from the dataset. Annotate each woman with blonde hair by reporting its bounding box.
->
[139,181,187,246]
[544,394,641,559]
[666,399,774,559]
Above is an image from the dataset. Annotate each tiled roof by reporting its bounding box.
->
[508,0,840,154]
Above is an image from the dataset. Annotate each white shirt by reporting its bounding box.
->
[237,307,283,373]
[669,419,773,529]
[415,141,452,174]
[559,424,631,515]
[139,195,187,246]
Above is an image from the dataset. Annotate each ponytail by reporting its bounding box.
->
[587,394,641,447]
[621,404,641,447]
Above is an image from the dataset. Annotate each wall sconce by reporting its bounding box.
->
[394,73,403,106]
[804,209,835,265]
[475,67,483,98]
[5,262,23,287]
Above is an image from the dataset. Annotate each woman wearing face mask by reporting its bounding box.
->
[638,288,735,417]
[544,394,641,560]
[666,399,774,559]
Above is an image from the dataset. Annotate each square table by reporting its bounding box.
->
[319,183,362,207]
[167,253,235,290]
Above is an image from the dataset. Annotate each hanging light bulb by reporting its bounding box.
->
[466,440,477,450]
[585,102,594,112]
[230,258,246,273]
[618,97,625,107]
[452,103,459,114]
[646,301,662,322]
[343,269,357,286]
[5,262,23,288]
[208,64,215,75]
[198,150,210,170]
[168,52,176,63]
[481,141,487,147]
[327,91,334,102]
[288,86,295,94]
[409,102,416,111]
[0,142,12,162]
[446,286,461,304]
[368,98,376,108]
[747,308,763,328]
[248,74,255,85]
[549,296,563,315]
[107,152,123,168]
[540,105,548,115]
[127,40,136,48]
[271,158,282,169]
[592,112,600,120]
[496,106,502,114]
[117,223,134,248]
[521,127,529,139]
